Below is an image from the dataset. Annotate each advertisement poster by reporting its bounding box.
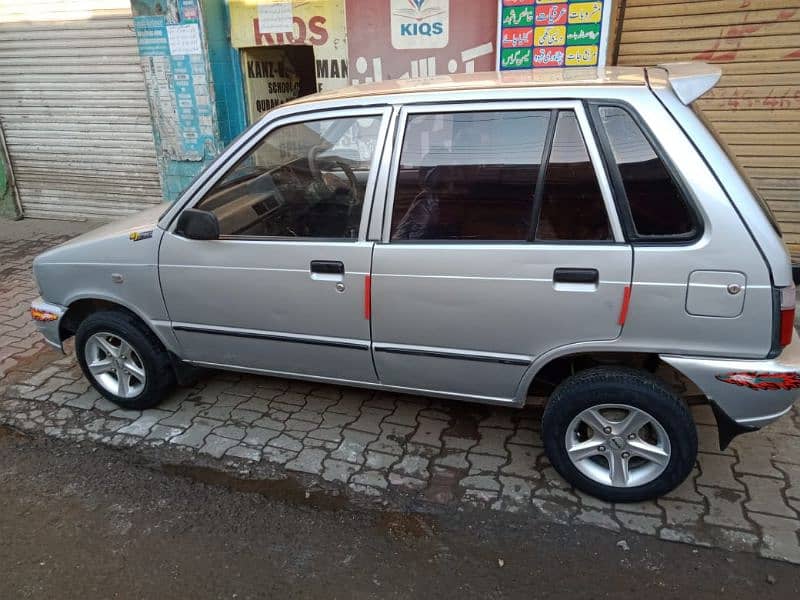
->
[497,0,612,70]
[132,0,217,161]
[346,0,496,84]
[228,0,348,95]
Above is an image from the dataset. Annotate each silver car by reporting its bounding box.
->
[30,64,799,502]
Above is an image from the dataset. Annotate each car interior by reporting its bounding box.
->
[195,118,375,239]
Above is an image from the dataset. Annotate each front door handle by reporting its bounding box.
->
[553,268,599,284]
[311,260,344,275]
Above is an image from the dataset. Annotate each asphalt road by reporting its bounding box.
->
[1,425,797,599]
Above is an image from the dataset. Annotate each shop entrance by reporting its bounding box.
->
[241,45,317,124]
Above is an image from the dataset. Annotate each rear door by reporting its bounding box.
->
[369,101,632,403]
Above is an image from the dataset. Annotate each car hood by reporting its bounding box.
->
[57,205,166,248]
[34,204,167,275]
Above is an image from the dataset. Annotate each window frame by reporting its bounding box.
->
[379,100,625,245]
[585,100,705,245]
[170,106,393,243]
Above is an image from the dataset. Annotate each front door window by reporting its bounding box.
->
[196,115,383,239]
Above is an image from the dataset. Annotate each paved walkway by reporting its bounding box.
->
[1,220,799,564]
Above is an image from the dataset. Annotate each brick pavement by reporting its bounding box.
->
[1,223,800,564]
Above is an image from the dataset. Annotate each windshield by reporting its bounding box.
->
[692,104,782,235]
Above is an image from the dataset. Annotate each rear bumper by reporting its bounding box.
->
[30,297,66,353]
[661,330,800,430]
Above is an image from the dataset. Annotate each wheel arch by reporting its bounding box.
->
[59,294,180,355]
[518,346,699,405]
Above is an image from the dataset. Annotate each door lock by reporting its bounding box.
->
[727,283,743,295]
[335,282,345,293]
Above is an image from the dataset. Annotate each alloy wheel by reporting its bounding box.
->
[565,403,671,488]
[84,332,146,399]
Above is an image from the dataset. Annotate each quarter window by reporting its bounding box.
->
[597,106,695,238]
[196,115,382,239]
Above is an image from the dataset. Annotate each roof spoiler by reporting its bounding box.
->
[650,62,722,105]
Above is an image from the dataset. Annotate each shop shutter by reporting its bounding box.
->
[0,1,162,220]
[615,1,800,253]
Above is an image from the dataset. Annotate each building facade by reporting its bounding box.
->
[0,1,798,252]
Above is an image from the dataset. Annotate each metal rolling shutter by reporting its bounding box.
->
[615,0,800,253]
[0,1,162,220]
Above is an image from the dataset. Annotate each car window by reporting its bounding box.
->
[597,106,695,238]
[390,110,550,241]
[196,115,382,239]
[535,112,611,241]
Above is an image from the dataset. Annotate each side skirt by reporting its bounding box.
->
[184,359,525,408]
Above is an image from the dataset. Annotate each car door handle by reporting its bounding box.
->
[310,260,344,275]
[553,268,599,284]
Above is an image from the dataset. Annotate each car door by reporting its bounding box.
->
[159,107,391,383]
[369,101,632,404]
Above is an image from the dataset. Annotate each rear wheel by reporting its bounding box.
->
[75,310,174,410]
[542,367,697,503]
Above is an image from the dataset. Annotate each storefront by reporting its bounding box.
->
[0,0,162,219]
[227,0,349,124]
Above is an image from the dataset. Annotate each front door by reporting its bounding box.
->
[159,108,390,384]
[370,103,632,403]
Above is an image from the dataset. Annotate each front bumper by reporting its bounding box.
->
[30,297,66,353]
[661,330,800,430]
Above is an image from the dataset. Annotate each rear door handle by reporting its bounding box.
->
[553,268,599,284]
[310,260,344,275]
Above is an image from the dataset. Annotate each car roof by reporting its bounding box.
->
[287,66,649,107]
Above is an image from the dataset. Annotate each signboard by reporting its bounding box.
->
[229,0,348,95]
[242,47,301,122]
[346,0,496,84]
[390,0,450,50]
[497,0,612,70]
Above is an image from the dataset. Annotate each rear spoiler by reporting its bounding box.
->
[647,62,722,105]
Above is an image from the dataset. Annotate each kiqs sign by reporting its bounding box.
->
[391,0,450,49]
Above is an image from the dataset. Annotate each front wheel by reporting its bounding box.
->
[542,367,697,503]
[75,310,174,410]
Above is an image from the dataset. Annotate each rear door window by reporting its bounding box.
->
[390,108,612,243]
[595,106,697,239]
[391,110,549,241]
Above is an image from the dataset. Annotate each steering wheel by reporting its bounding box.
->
[307,145,361,205]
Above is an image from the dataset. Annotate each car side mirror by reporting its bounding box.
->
[176,209,220,241]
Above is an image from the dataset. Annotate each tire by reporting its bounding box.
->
[75,310,175,410]
[542,366,697,503]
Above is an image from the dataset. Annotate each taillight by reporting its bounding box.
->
[779,283,796,347]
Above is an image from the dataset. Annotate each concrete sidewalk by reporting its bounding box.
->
[1,217,799,565]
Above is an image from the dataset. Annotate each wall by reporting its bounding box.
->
[131,0,222,200]
[345,0,496,84]
[201,0,247,145]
